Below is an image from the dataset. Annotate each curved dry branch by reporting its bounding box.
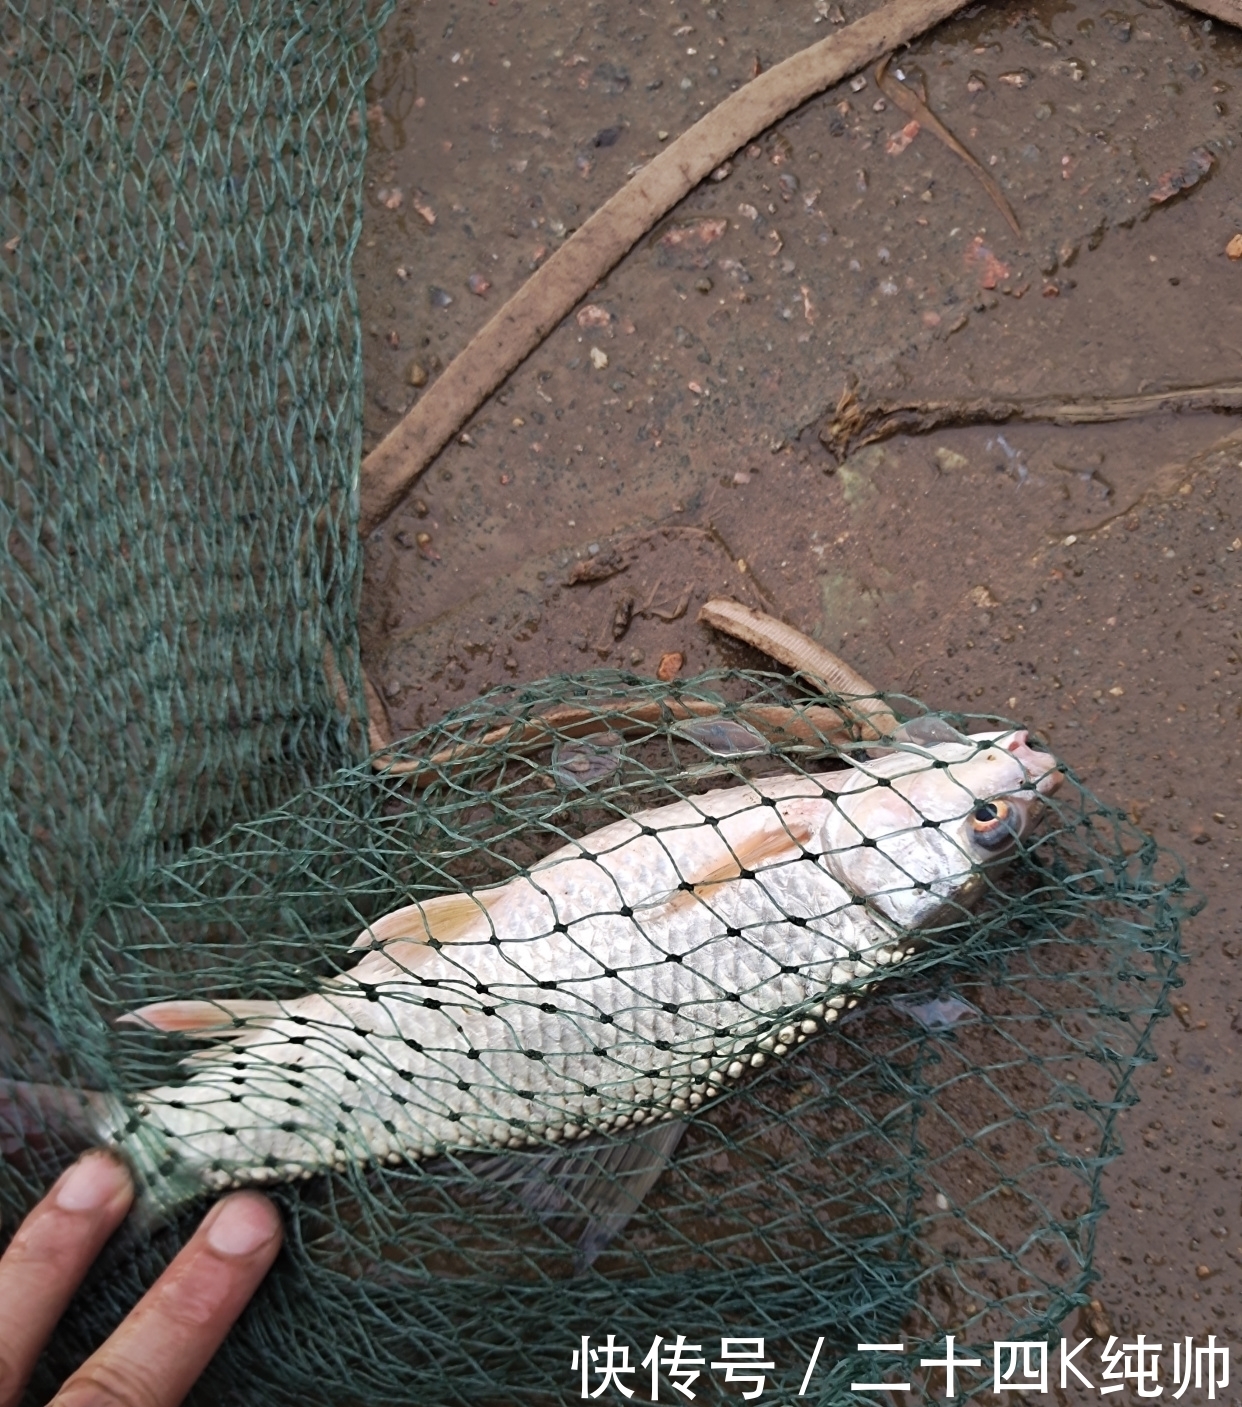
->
[822,383,1242,460]
[371,695,864,784]
[697,598,900,738]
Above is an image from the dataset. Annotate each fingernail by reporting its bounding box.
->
[205,1194,279,1257]
[55,1153,131,1212]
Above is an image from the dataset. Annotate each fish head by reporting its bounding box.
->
[822,727,1062,930]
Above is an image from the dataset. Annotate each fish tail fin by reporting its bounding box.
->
[2,1079,206,1227]
[474,1118,688,1274]
[116,998,281,1037]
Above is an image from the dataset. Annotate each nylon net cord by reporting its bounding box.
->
[0,5,1188,1406]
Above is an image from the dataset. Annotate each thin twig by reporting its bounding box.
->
[697,598,900,737]
[822,383,1242,460]
[371,696,863,784]
[874,53,1021,237]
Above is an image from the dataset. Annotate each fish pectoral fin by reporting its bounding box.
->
[650,819,813,917]
[350,888,502,959]
[474,1118,688,1274]
[116,999,279,1037]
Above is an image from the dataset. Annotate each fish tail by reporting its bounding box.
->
[1,1078,205,1224]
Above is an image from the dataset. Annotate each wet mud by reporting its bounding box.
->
[353,0,1242,1382]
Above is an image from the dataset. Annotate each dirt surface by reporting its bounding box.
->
[353,0,1242,1390]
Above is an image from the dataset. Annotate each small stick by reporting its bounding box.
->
[874,53,1021,237]
[371,696,863,784]
[1175,0,1242,25]
[822,383,1242,460]
[697,598,901,737]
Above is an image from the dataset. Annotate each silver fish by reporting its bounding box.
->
[19,729,1062,1234]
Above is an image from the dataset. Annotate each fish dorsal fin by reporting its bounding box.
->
[648,819,812,918]
[350,887,504,965]
[116,999,279,1037]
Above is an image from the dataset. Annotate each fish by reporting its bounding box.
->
[3,727,1060,1257]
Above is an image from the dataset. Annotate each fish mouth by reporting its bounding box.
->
[999,728,1063,798]
[1037,769,1063,797]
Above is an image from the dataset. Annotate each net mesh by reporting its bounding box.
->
[0,6,1190,1407]
[6,670,1187,1405]
[0,0,385,1079]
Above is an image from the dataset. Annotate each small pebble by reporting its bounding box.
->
[935,447,969,473]
[408,361,428,387]
[656,651,684,681]
[429,286,454,308]
[694,277,713,293]
[589,346,609,370]
[467,273,491,296]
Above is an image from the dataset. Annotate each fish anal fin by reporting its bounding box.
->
[659,819,813,916]
[474,1118,688,1274]
[350,888,503,958]
[116,999,278,1037]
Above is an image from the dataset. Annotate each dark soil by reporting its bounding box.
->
[354,0,1242,1389]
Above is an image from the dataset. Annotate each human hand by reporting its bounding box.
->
[0,1152,282,1407]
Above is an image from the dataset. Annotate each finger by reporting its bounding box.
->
[51,1191,282,1407]
[0,1152,134,1407]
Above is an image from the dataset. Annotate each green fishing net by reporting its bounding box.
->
[4,669,1189,1405]
[0,5,1190,1407]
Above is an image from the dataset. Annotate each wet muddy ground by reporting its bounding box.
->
[353,0,1241,1391]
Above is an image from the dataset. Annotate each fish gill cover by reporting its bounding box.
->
[0,4,1189,1407]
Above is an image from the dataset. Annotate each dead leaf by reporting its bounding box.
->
[566,552,629,586]
[1149,147,1214,205]
[659,218,728,248]
[657,651,685,681]
[965,236,1010,290]
[886,120,920,155]
[576,304,613,329]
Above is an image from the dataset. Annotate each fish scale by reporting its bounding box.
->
[95,730,1061,1212]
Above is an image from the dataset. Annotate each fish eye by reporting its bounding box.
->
[969,798,1016,850]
